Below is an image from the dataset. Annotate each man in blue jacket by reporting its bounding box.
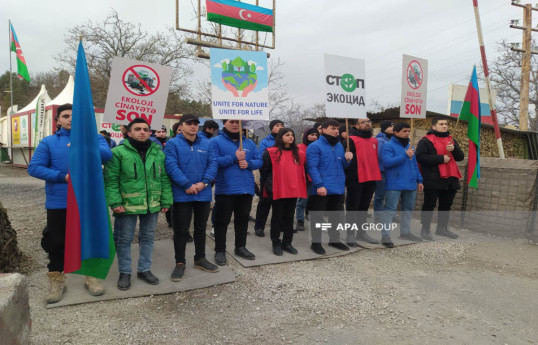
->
[165,114,219,281]
[254,119,284,237]
[199,119,219,140]
[374,120,394,221]
[306,119,353,255]
[28,103,112,304]
[380,122,424,248]
[209,119,263,265]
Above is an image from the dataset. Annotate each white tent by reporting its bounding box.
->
[18,84,51,112]
[47,75,74,106]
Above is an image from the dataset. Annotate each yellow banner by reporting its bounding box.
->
[12,117,20,145]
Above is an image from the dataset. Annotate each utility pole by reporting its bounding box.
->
[509,1,538,131]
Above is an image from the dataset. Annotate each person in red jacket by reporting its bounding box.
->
[295,128,319,231]
[260,128,307,256]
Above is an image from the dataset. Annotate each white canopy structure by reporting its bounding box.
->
[47,75,74,106]
[18,84,51,113]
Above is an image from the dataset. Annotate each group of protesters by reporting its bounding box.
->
[28,103,464,304]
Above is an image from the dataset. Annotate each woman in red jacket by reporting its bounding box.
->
[260,128,307,256]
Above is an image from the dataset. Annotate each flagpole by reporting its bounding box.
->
[8,20,14,116]
[239,120,243,151]
[345,118,349,152]
[473,0,505,158]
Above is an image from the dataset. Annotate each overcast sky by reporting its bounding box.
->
[0,0,526,115]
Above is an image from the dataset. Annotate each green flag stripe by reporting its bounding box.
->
[459,101,480,145]
[16,58,30,81]
[207,13,273,32]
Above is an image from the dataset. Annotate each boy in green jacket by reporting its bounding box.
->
[104,118,172,291]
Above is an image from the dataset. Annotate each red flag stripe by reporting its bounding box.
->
[64,177,82,273]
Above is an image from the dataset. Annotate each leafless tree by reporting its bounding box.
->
[55,9,195,108]
[487,40,538,131]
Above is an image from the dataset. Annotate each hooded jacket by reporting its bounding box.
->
[164,133,218,202]
[28,128,112,209]
[209,131,263,195]
[306,135,350,195]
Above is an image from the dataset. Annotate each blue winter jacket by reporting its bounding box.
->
[149,135,163,148]
[198,131,212,140]
[376,132,391,172]
[258,134,276,155]
[28,128,113,209]
[381,137,423,191]
[164,133,218,202]
[306,135,350,195]
[209,132,263,196]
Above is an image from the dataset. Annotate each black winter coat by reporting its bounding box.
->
[415,130,465,190]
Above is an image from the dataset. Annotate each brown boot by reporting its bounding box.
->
[84,276,105,296]
[45,271,66,304]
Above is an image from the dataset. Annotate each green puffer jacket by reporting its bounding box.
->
[104,140,172,214]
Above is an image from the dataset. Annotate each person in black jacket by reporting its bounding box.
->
[416,117,464,240]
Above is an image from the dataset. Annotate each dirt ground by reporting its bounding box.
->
[2,164,538,345]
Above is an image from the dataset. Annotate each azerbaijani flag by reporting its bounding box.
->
[64,41,115,279]
[458,66,481,189]
[206,0,274,32]
[9,22,30,82]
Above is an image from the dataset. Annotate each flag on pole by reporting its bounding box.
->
[9,22,30,81]
[206,0,274,32]
[64,41,115,279]
[458,66,481,188]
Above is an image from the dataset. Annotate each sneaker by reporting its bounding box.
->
[254,228,265,237]
[328,242,350,251]
[296,220,305,232]
[194,258,219,273]
[235,247,256,260]
[214,251,227,266]
[187,233,194,243]
[248,215,256,222]
[282,244,298,255]
[310,243,326,255]
[137,271,160,285]
[399,233,424,242]
[381,236,395,248]
[171,263,185,281]
[273,244,283,256]
[435,228,459,239]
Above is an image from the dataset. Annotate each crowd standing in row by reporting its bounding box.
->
[28,104,464,303]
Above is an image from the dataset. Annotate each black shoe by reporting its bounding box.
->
[435,228,459,239]
[214,251,227,266]
[137,271,159,285]
[346,241,358,248]
[171,263,185,281]
[296,220,305,232]
[254,228,265,237]
[421,229,433,241]
[187,234,194,243]
[282,244,298,255]
[381,236,395,248]
[235,247,256,260]
[356,230,379,244]
[117,273,131,291]
[248,216,256,222]
[399,233,424,242]
[310,243,326,255]
[273,244,283,256]
[328,242,350,251]
[194,258,219,273]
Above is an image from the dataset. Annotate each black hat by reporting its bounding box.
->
[179,114,200,124]
[380,120,394,133]
[161,125,167,132]
[269,119,284,130]
[393,122,410,132]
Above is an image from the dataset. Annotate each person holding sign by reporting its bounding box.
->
[254,119,284,237]
[416,117,464,240]
[380,122,424,248]
[306,119,353,255]
[164,114,219,281]
[104,118,172,290]
[343,118,382,246]
[260,128,307,256]
[209,119,263,265]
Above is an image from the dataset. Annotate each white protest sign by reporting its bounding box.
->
[324,54,366,119]
[210,48,269,120]
[400,54,428,119]
[103,57,172,130]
